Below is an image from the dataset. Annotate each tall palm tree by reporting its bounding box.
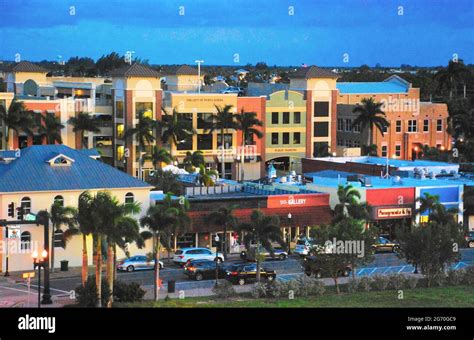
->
[38,112,65,145]
[334,184,362,221]
[236,210,285,282]
[123,111,158,180]
[206,105,238,180]
[149,145,172,170]
[68,112,100,149]
[183,150,205,173]
[161,107,195,160]
[198,164,218,186]
[49,202,77,273]
[435,60,470,99]
[207,205,239,260]
[75,192,95,287]
[417,192,441,222]
[352,98,389,147]
[0,99,35,150]
[140,193,189,301]
[235,110,263,181]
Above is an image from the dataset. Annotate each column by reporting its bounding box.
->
[195,233,198,248]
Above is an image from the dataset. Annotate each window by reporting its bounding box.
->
[271,112,278,124]
[395,145,401,157]
[314,122,329,137]
[177,136,193,150]
[345,119,352,132]
[54,195,64,207]
[282,112,290,124]
[116,145,125,161]
[314,102,329,117]
[396,120,402,133]
[115,101,124,119]
[116,124,124,139]
[217,134,233,148]
[197,113,212,129]
[353,141,360,147]
[21,231,31,250]
[293,132,301,144]
[198,134,213,150]
[271,133,279,145]
[408,120,417,133]
[54,230,65,248]
[423,120,429,132]
[313,142,329,157]
[294,112,301,124]
[382,124,388,133]
[135,102,153,119]
[353,122,361,133]
[337,138,344,146]
[337,118,344,131]
[125,192,134,204]
[381,145,388,157]
[437,119,443,132]
[345,140,353,147]
[282,132,290,144]
[21,197,31,214]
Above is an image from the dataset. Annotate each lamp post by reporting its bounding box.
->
[214,234,220,286]
[195,60,204,93]
[4,226,9,277]
[287,212,292,254]
[32,250,47,308]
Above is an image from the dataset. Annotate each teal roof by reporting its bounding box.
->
[336,82,408,94]
[0,145,152,193]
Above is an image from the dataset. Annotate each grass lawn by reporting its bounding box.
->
[118,285,474,308]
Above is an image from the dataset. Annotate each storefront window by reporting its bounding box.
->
[135,102,153,119]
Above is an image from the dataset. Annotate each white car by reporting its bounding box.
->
[294,238,315,256]
[116,255,164,272]
[173,248,224,266]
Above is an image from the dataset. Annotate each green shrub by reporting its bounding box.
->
[266,280,283,298]
[463,266,474,285]
[251,282,268,299]
[296,275,325,297]
[212,280,236,299]
[388,274,405,290]
[75,276,110,307]
[278,279,300,298]
[346,278,359,293]
[113,281,146,303]
[446,270,465,286]
[404,276,418,289]
[371,275,390,291]
[357,277,372,292]
[431,272,446,287]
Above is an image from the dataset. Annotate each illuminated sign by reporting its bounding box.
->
[267,194,328,208]
[376,207,412,219]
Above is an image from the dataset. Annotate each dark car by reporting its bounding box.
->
[225,263,276,285]
[371,237,400,253]
[301,255,351,278]
[183,259,227,281]
[465,231,474,248]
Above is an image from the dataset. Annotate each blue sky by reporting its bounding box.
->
[1,0,473,66]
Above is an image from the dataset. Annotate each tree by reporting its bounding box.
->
[0,99,35,150]
[206,105,238,179]
[38,112,65,145]
[68,112,100,149]
[396,221,462,287]
[235,210,285,282]
[333,185,363,222]
[74,192,95,287]
[140,193,189,301]
[49,202,77,273]
[95,52,127,76]
[149,145,172,170]
[161,107,195,160]
[235,110,263,181]
[198,165,218,186]
[361,144,378,156]
[123,110,158,180]
[435,59,470,99]
[207,205,239,260]
[182,150,205,173]
[352,98,390,146]
[148,169,181,195]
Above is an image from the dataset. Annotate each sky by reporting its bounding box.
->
[0,0,473,67]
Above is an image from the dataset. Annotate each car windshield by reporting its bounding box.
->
[175,250,183,255]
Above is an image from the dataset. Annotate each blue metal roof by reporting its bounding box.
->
[336,76,409,94]
[0,145,152,193]
[352,156,455,168]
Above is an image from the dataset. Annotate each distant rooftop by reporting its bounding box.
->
[164,65,201,76]
[110,63,161,78]
[6,61,48,73]
[312,156,457,169]
[336,75,410,94]
[291,65,339,79]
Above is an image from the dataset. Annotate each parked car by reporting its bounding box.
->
[173,247,224,266]
[220,86,244,96]
[294,238,316,257]
[241,245,288,261]
[465,231,474,248]
[225,263,276,285]
[301,255,351,278]
[183,259,228,281]
[117,255,163,272]
[371,237,400,253]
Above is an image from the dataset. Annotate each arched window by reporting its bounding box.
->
[21,197,31,214]
[125,192,135,204]
[21,231,31,250]
[54,195,64,207]
[54,229,65,248]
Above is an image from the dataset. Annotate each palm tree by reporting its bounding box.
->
[352,98,389,146]
[183,150,205,173]
[235,110,263,181]
[49,202,77,273]
[149,145,172,170]
[75,192,95,287]
[0,99,35,150]
[140,193,189,301]
[38,112,65,145]
[236,210,285,282]
[206,105,238,180]
[68,112,100,149]
[149,169,181,195]
[198,164,218,186]
[435,60,470,99]
[333,184,363,222]
[161,107,195,160]
[417,192,441,222]
[207,205,239,260]
[123,111,158,180]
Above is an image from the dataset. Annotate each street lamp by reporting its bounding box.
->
[195,60,204,93]
[214,234,220,286]
[32,250,48,308]
[287,213,292,254]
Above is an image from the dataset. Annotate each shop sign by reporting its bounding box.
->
[267,194,327,208]
[376,207,412,219]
